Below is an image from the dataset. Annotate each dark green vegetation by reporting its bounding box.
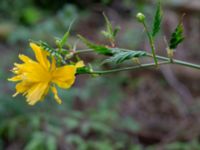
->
[0,0,200,149]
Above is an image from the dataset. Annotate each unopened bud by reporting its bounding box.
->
[136,12,145,22]
[55,39,61,46]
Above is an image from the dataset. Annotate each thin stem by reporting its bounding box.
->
[74,49,93,54]
[142,21,158,66]
[73,48,200,70]
[147,53,200,70]
[87,61,170,75]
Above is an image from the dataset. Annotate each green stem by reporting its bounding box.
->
[88,61,170,75]
[142,21,158,66]
[74,49,93,54]
[74,48,200,70]
[147,53,200,70]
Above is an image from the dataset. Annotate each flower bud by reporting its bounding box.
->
[136,13,145,22]
[55,39,61,46]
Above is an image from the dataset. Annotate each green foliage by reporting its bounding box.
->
[101,13,120,43]
[56,20,74,49]
[102,50,147,64]
[24,132,57,150]
[152,1,162,37]
[38,41,65,64]
[78,35,112,55]
[6,4,78,44]
[169,21,184,49]
[21,7,42,25]
[78,36,147,64]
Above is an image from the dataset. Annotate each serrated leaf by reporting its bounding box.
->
[78,35,112,55]
[169,22,184,49]
[152,1,162,37]
[102,50,147,64]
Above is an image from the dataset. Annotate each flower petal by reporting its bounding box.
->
[15,81,33,95]
[52,65,76,89]
[53,79,75,89]
[51,86,62,104]
[19,54,34,63]
[29,42,50,70]
[8,75,22,82]
[26,82,49,105]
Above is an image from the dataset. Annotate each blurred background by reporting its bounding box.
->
[0,0,200,150]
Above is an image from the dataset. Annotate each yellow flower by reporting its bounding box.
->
[8,43,84,105]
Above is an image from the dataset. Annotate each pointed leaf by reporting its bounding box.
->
[152,1,163,37]
[59,21,74,47]
[169,22,184,49]
[103,13,113,35]
[78,35,112,55]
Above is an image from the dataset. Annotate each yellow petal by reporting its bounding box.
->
[29,42,50,70]
[75,61,85,69]
[52,65,76,89]
[53,78,75,89]
[15,81,33,94]
[26,82,49,105]
[8,75,22,82]
[51,86,62,104]
[19,54,34,63]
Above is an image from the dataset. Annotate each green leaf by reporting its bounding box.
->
[63,117,79,130]
[59,20,74,47]
[103,13,113,36]
[24,132,45,150]
[113,26,120,37]
[101,13,120,41]
[78,35,112,55]
[102,50,147,64]
[152,1,162,37]
[169,21,185,49]
[46,136,57,150]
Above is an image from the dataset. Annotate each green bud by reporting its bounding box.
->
[136,13,145,22]
[55,39,61,46]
